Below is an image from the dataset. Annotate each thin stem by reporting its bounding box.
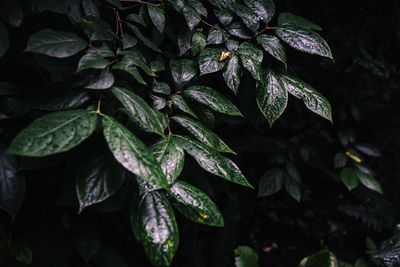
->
[254,25,272,38]
[115,9,124,38]
[96,97,102,114]
[165,110,172,135]
[88,42,103,57]
[106,58,120,70]
[167,90,182,99]
[200,19,213,28]
[119,0,162,6]
[114,8,120,36]
[118,3,140,10]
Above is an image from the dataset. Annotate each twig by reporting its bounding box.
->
[254,25,272,38]
[88,42,103,57]
[167,90,182,99]
[165,110,172,135]
[200,19,213,28]
[96,97,102,114]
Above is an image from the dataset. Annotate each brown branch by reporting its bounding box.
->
[200,19,213,28]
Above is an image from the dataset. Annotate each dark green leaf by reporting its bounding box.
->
[276,26,333,59]
[223,54,241,94]
[0,0,23,27]
[258,169,284,197]
[113,62,147,85]
[126,6,146,27]
[299,250,339,267]
[191,32,207,55]
[334,153,347,168]
[36,90,91,111]
[169,181,224,226]
[184,86,242,116]
[81,16,113,41]
[283,174,301,202]
[104,0,122,8]
[340,167,359,191]
[150,137,185,184]
[152,95,166,110]
[237,42,263,80]
[111,86,165,135]
[170,59,197,87]
[116,55,155,77]
[257,34,287,68]
[172,115,234,153]
[25,29,87,58]
[76,153,125,212]
[207,25,229,45]
[147,5,165,33]
[150,61,165,72]
[13,243,33,264]
[231,3,259,32]
[92,246,128,267]
[214,9,233,26]
[126,23,161,52]
[102,115,168,189]
[89,45,115,57]
[122,34,138,49]
[166,0,185,12]
[82,0,100,17]
[243,0,275,23]
[198,48,226,75]
[170,95,199,119]
[256,69,288,126]
[85,70,114,89]
[136,191,179,266]
[227,22,253,39]
[278,12,322,31]
[0,145,25,216]
[8,110,97,156]
[208,0,222,9]
[234,246,259,267]
[280,74,332,122]
[153,81,171,95]
[178,27,193,56]
[0,22,9,58]
[77,51,109,71]
[183,0,207,30]
[72,223,101,263]
[225,39,240,51]
[356,169,383,194]
[354,143,381,157]
[176,135,252,188]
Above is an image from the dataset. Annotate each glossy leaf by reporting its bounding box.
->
[135,191,179,267]
[152,95,166,110]
[214,9,233,26]
[127,23,161,52]
[0,22,9,58]
[280,74,332,122]
[256,69,288,127]
[170,59,197,87]
[257,35,287,68]
[237,42,263,80]
[223,54,241,94]
[283,174,301,202]
[227,22,253,39]
[184,86,242,116]
[258,169,284,197]
[172,115,234,153]
[276,26,333,59]
[0,0,23,27]
[183,0,207,30]
[234,246,259,267]
[85,70,114,89]
[111,86,165,136]
[102,115,168,189]
[112,62,147,85]
[0,145,26,216]
[243,0,275,23]
[170,95,199,119]
[126,6,147,27]
[176,135,252,188]
[354,143,381,157]
[152,81,171,95]
[150,61,165,72]
[115,55,155,77]
[80,16,113,41]
[299,250,339,267]
[122,34,138,49]
[73,225,101,263]
[178,27,193,56]
[76,153,125,212]
[25,29,87,58]
[147,5,165,33]
[356,169,383,194]
[169,181,224,226]
[231,3,259,32]
[340,167,359,191]
[77,51,109,71]
[191,32,207,55]
[198,48,226,75]
[150,137,185,184]
[36,90,91,111]
[278,12,322,31]
[82,0,100,17]
[207,25,228,45]
[8,110,96,156]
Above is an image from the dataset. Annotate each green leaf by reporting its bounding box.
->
[257,34,287,68]
[283,174,301,202]
[25,29,87,58]
[354,143,381,157]
[258,169,284,197]
[104,0,122,8]
[102,115,168,189]
[126,23,161,52]
[207,25,229,45]
[234,246,259,267]
[178,27,193,56]
[77,51,109,71]
[183,0,207,30]
[122,34,138,49]
[243,0,275,23]
[112,62,147,85]
[169,181,224,226]
[198,48,226,75]
[111,86,165,136]
[152,95,166,110]
[152,81,171,95]
[126,6,147,27]
[150,61,165,72]
[276,26,333,59]
[76,153,125,212]
[176,135,252,188]
[355,169,383,194]
[135,191,179,267]
[225,39,240,51]
[231,3,259,32]
[150,137,184,184]
[278,12,322,31]
[170,95,199,119]
[36,89,91,111]
[172,115,234,153]
[85,70,114,89]
[116,55,155,77]
[8,110,97,156]
[280,74,332,122]
[214,9,233,26]
[82,0,100,17]
[334,153,347,168]
[147,5,165,33]
[191,31,207,55]
[0,22,9,58]
[166,0,185,12]
[299,250,339,267]
[170,59,197,87]
[227,22,253,39]
[237,42,263,80]
[13,243,33,264]
[0,145,26,216]
[256,69,288,127]
[223,54,241,94]
[0,0,23,27]
[184,86,242,116]
[340,167,359,191]
[81,16,113,41]
[89,45,115,57]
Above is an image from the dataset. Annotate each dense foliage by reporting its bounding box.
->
[1,0,400,266]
